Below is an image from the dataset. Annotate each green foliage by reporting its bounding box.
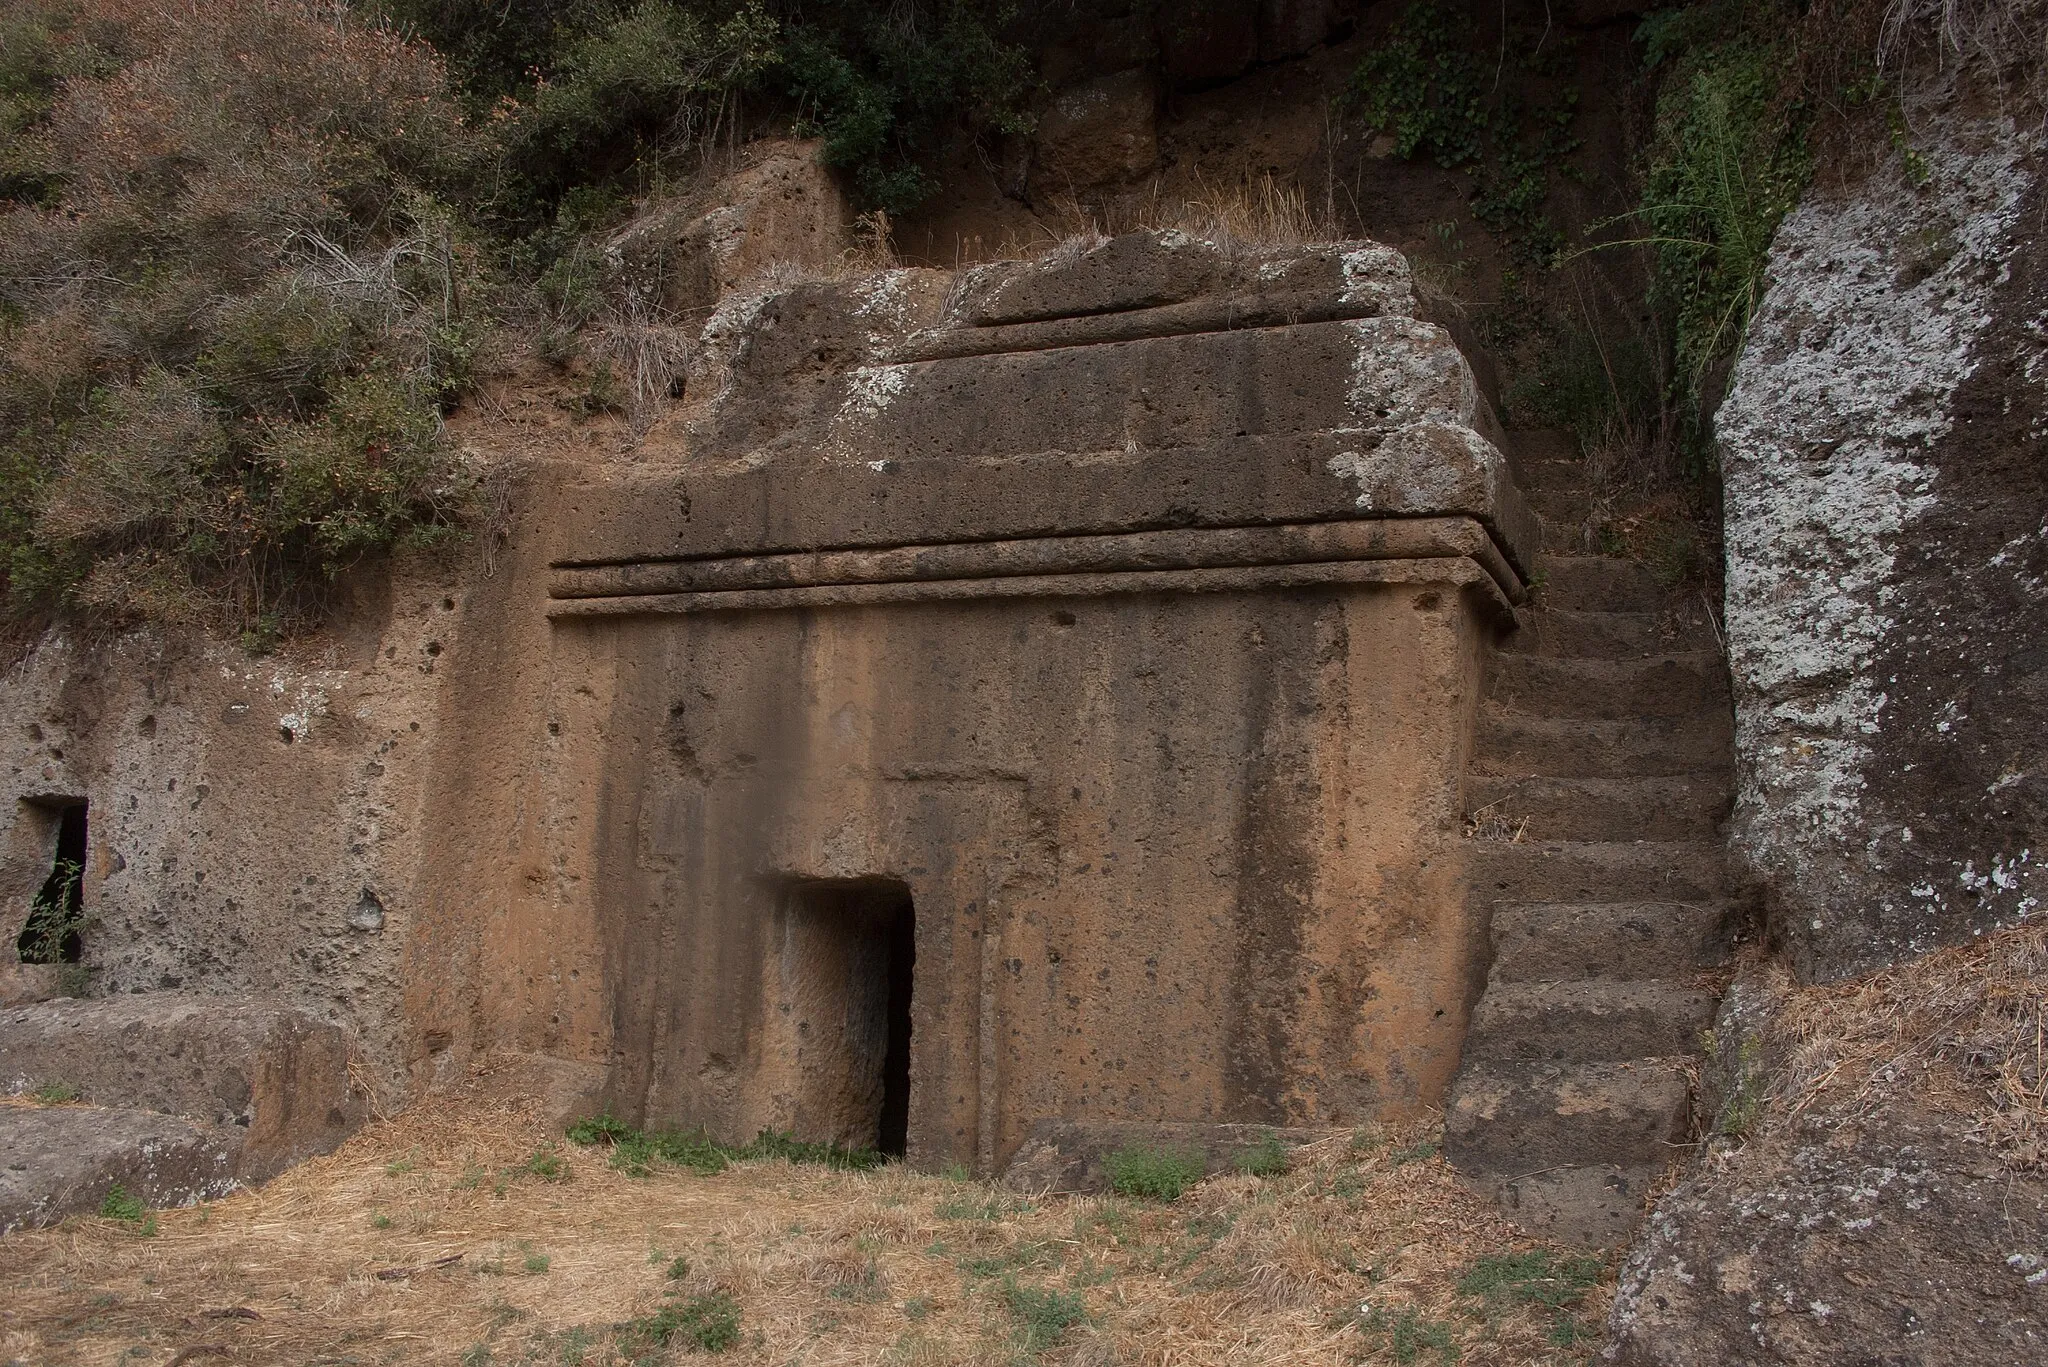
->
[1230,1133,1290,1178]
[519,1145,570,1182]
[565,1113,888,1176]
[381,0,1035,218]
[505,2,781,206]
[1344,2,1486,167]
[1000,1278,1087,1353]
[620,1291,742,1354]
[1344,3,1581,266]
[98,1184,146,1223]
[30,1080,78,1104]
[0,2,481,633]
[1103,1144,1206,1201]
[1633,0,1812,444]
[1456,1247,1605,1345]
[782,2,1036,214]
[1389,1137,1440,1166]
[17,856,82,964]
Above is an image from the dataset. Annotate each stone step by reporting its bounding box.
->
[1534,556,1662,612]
[1489,653,1729,720]
[1473,706,1735,779]
[1523,485,1596,524]
[0,1102,241,1234]
[1445,1059,1694,1176]
[1463,980,1719,1064]
[1468,840,1731,903]
[1503,429,1581,475]
[1466,774,1730,842]
[1468,1162,1665,1248]
[1490,902,1734,982]
[1538,513,1598,555]
[1499,609,1718,660]
[0,994,363,1181]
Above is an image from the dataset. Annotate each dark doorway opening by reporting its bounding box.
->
[876,894,915,1158]
[18,800,86,964]
[780,878,915,1157]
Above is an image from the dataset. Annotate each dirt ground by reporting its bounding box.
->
[0,1099,1615,1366]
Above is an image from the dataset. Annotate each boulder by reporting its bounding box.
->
[1607,1104,2048,1364]
[1719,102,2048,979]
[0,1103,239,1234]
[0,993,363,1180]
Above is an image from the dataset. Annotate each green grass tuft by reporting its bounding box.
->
[619,1290,742,1354]
[1102,1144,1206,1202]
[1001,1278,1087,1353]
[1231,1133,1289,1178]
[565,1113,886,1178]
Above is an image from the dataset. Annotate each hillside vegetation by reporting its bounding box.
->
[0,0,2000,638]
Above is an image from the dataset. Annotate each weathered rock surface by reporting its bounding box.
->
[1030,68,1159,194]
[0,993,362,1179]
[608,139,851,314]
[0,1103,240,1235]
[1002,1120,1338,1194]
[1607,1103,2048,1366]
[532,230,1538,1170]
[1720,102,2048,979]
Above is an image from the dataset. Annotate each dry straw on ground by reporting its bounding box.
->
[1775,919,2048,1167]
[0,1100,1613,1366]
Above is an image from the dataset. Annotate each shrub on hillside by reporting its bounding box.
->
[0,0,481,630]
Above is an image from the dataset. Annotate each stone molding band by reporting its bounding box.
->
[889,290,1387,363]
[546,516,1523,620]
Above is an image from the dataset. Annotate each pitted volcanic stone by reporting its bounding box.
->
[1445,1060,1694,1175]
[1488,902,1733,981]
[1465,774,1731,841]
[0,994,363,1180]
[1462,981,1719,1064]
[0,1103,241,1233]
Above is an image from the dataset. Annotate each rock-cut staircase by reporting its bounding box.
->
[1447,431,1739,1246]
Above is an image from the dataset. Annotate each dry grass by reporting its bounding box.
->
[1773,920,2048,1168]
[1462,801,1530,845]
[995,171,1341,263]
[0,1101,1612,1366]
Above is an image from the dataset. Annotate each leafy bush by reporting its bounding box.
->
[1634,2,1813,438]
[0,1,481,631]
[503,2,781,207]
[378,0,1036,218]
[781,1,1036,214]
[1231,1132,1290,1178]
[1343,3,1580,266]
[16,855,82,964]
[98,1184,146,1222]
[1102,1143,1206,1201]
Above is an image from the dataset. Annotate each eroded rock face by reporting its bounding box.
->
[1720,110,2048,980]
[531,231,1535,1169]
[1607,1102,2048,1366]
